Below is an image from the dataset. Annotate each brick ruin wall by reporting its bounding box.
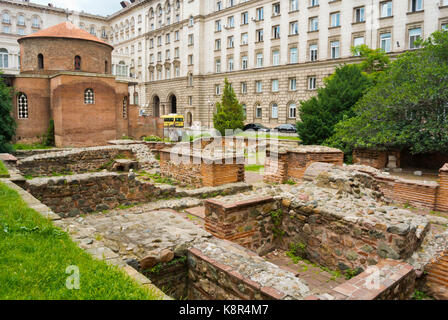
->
[264,149,344,184]
[187,248,292,300]
[436,164,448,212]
[25,172,174,217]
[159,150,245,187]
[356,165,448,212]
[17,147,135,177]
[204,197,278,255]
[205,196,429,272]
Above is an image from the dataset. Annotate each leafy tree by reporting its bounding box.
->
[213,78,245,135]
[296,64,372,146]
[329,30,448,155]
[0,73,16,153]
[351,45,391,83]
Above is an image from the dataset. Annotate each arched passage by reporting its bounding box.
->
[168,94,177,114]
[153,95,160,117]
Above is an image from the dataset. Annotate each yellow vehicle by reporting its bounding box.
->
[161,114,184,128]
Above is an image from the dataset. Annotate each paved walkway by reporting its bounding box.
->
[264,250,346,296]
[245,171,264,184]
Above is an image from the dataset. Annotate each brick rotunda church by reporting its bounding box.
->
[11,22,132,147]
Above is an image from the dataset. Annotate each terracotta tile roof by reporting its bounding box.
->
[19,22,113,48]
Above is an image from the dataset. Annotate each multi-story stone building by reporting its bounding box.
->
[1,0,448,128]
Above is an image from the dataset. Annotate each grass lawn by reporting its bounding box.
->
[0,181,162,300]
[236,131,301,141]
[245,164,265,173]
[13,143,54,151]
[0,161,8,177]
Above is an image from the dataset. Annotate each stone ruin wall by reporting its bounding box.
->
[204,196,428,273]
[204,197,278,256]
[17,147,135,177]
[159,149,245,187]
[264,147,344,184]
[356,164,448,212]
[25,172,174,217]
[187,248,291,300]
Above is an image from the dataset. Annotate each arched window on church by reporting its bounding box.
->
[123,96,128,119]
[38,54,44,70]
[84,89,94,104]
[17,93,28,119]
[74,55,81,70]
[105,60,108,74]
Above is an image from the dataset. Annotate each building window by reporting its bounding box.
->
[290,0,298,11]
[242,56,248,70]
[215,84,221,95]
[381,1,393,18]
[0,48,8,68]
[227,16,234,28]
[309,17,319,32]
[289,103,296,119]
[215,39,221,50]
[290,21,299,35]
[330,12,340,27]
[255,81,262,93]
[409,27,422,49]
[272,25,280,39]
[2,12,10,24]
[353,36,365,55]
[354,7,365,23]
[271,103,278,119]
[410,0,423,12]
[272,50,280,66]
[256,7,264,21]
[256,104,262,118]
[215,20,221,32]
[17,93,28,119]
[123,97,128,119]
[256,29,264,42]
[84,89,94,104]
[17,15,25,26]
[242,104,247,119]
[380,32,392,52]
[38,53,44,69]
[188,34,194,45]
[216,1,222,11]
[310,0,319,7]
[272,3,281,16]
[74,55,81,70]
[215,59,221,73]
[310,44,318,61]
[289,78,297,91]
[188,54,193,65]
[189,16,194,26]
[331,41,340,59]
[228,58,234,71]
[256,53,263,67]
[272,80,279,92]
[228,36,234,48]
[134,92,139,105]
[241,82,247,94]
[442,23,448,31]
[188,73,193,86]
[241,12,248,25]
[241,33,248,45]
[290,47,298,63]
[308,77,317,90]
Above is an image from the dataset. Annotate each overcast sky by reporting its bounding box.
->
[32,0,123,16]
